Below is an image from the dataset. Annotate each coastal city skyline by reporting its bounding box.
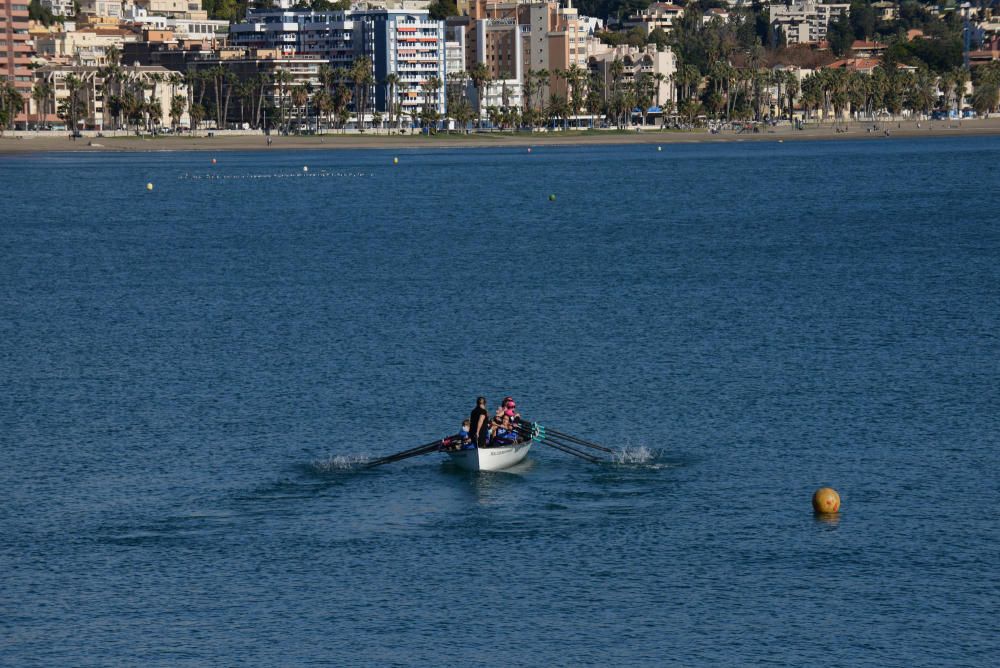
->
[2,0,999,136]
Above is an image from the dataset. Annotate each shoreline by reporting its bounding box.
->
[2,118,999,154]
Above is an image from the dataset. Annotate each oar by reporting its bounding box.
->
[515,422,613,454]
[514,423,601,464]
[539,437,601,463]
[536,425,613,453]
[365,434,461,469]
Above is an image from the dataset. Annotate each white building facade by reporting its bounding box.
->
[229,9,446,117]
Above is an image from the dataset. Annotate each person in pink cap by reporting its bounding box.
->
[503,397,520,422]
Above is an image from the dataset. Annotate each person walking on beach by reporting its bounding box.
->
[470,396,490,448]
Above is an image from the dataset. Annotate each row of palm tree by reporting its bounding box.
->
[666,56,1000,125]
[181,55,1000,133]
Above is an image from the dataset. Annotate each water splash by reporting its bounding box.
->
[610,445,659,465]
[310,454,370,472]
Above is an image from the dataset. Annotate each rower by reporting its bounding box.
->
[504,397,520,422]
[455,419,471,450]
[492,414,517,445]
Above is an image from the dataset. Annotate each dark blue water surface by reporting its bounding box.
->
[2,138,999,666]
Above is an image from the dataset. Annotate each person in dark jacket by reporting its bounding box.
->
[470,396,490,448]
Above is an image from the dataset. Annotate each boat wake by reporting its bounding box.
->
[309,453,371,472]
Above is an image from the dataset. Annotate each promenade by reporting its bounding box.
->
[2,117,999,153]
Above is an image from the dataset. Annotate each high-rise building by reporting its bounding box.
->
[1,0,31,128]
[229,9,446,117]
[452,1,586,98]
[372,10,446,119]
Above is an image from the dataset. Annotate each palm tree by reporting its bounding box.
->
[105,44,121,67]
[384,72,400,132]
[1,82,25,132]
[147,99,162,132]
[909,67,936,118]
[63,74,85,132]
[608,59,624,102]
[254,72,270,130]
[170,94,185,130]
[971,63,1000,115]
[533,68,550,113]
[190,103,205,131]
[545,94,569,129]
[290,84,308,132]
[333,82,352,132]
[314,89,333,131]
[785,71,799,121]
[634,72,654,126]
[826,69,849,125]
[32,81,53,130]
[420,76,442,129]
[951,67,970,114]
[651,71,666,115]
[350,56,374,130]
[273,68,293,132]
[468,62,491,126]
[318,63,334,98]
[564,63,588,127]
[800,73,822,120]
[521,69,537,126]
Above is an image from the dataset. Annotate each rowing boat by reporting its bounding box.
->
[445,439,533,472]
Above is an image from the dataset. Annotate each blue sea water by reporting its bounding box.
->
[2,137,999,667]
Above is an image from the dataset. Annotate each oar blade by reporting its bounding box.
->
[365,434,460,469]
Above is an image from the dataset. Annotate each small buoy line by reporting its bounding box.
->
[178,171,373,181]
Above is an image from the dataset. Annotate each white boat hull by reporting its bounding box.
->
[445,441,533,472]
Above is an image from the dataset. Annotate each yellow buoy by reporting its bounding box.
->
[812,487,841,514]
[393,156,399,164]
[146,182,153,191]
[548,194,556,201]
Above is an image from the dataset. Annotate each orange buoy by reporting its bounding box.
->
[812,487,841,514]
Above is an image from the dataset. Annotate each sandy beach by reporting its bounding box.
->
[2,117,998,154]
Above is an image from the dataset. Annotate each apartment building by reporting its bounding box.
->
[79,0,126,19]
[624,3,684,36]
[41,0,75,16]
[451,1,585,99]
[229,9,446,116]
[770,0,850,45]
[587,43,676,111]
[35,26,139,66]
[1,0,31,126]
[31,63,185,130]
